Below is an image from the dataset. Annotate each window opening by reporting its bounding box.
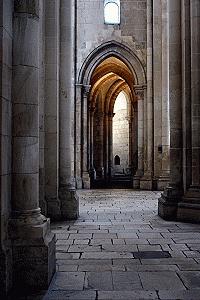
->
[104,0,120,24]
[114,155,120,165]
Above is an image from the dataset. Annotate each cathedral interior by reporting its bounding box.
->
[0,0,200,299]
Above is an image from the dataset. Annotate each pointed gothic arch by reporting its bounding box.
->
[78,41,146,87]
[76,41,147,189]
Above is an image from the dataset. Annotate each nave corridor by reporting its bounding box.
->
[40,190,200,300]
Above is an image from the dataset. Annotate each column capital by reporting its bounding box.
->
[133,85,145,101]
[83,85,91,97]
[14,0,39,17]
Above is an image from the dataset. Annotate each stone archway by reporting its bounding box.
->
[76,41,146,189]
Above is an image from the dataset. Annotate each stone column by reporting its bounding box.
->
[96,111,105,178]
[0,0,13,296]
[178,0,200,222]
[59,0,79,219]
[127,115,134,174]
[89,105,96,181]
[157,0,170,190]
[104,113,108,180]
[82,85,91,188]
[10,0,55,290]
[189,0,200,190]
[140,0,154,190]
[108,113,115,178]
[158,0,183,220]
[44,0,60,219]
[133,86,144,189]
[132,102,138,175]
[75,84,83,188]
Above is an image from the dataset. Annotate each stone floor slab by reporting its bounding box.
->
[84,271,113,290]
[139,271,185,290]
[178,271,200,289]
[112,271,142,290]
[44,290,96,300]
[98,290,158,299]
[158,289,200,300]
[50,272,85,291]
[43,190,200,299]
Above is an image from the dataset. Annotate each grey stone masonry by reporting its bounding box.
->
[44,190,200,299]
[9,0,56,292]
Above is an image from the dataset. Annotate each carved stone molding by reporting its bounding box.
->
[83,85,91,97]
[134,86,145,101]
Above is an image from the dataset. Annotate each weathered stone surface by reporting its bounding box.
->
[98,290,158,300]
[139,271,185,290]
[1,0,200,296]
[50,272,85,291]
[112,271,142,290]
[85,271,113,290]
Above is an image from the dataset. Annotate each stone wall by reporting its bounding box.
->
[113,93,129,175]
[76,0,147,76]
[113,109,129,174]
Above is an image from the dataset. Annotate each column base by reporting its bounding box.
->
[140,174,153,190]
[133,175,140,189]
[76,177,83,189]
[9,214,56,292]
[82,172,91,189]
[59,185,79,220]
[177,187,200,223]
[158,187,180,220]
[156,175,170,191]
[46,197,61,221]
[90,168,96,181]
[0,248,10,297]
[133,170,143,189]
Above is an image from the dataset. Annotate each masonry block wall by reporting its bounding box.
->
[77,0,147,74]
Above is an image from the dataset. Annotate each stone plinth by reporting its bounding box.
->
[10,216,55,291]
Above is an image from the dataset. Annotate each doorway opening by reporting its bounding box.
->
[88,56,138,188]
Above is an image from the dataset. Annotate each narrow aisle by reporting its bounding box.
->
[44,190,200,300]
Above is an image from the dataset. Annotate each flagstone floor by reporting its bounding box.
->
[44,190,200,300]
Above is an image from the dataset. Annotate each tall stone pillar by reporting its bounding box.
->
[190,1,200,188]
[108,113,114,178]
[133,86,144,188]
[75,84,83,188]
[89,105,96,181]
[82,85,91,189]
[0,0,13,295]
[103,112,109,181]
[10,0,55,290]
[95,111,105,178]
[158,0,183,220]
[178,0,200,222]
[157,0,170,190]
[132,102,138,175]
[44,0,60,219]
[59,0,79,219]
[140,0,154,190]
